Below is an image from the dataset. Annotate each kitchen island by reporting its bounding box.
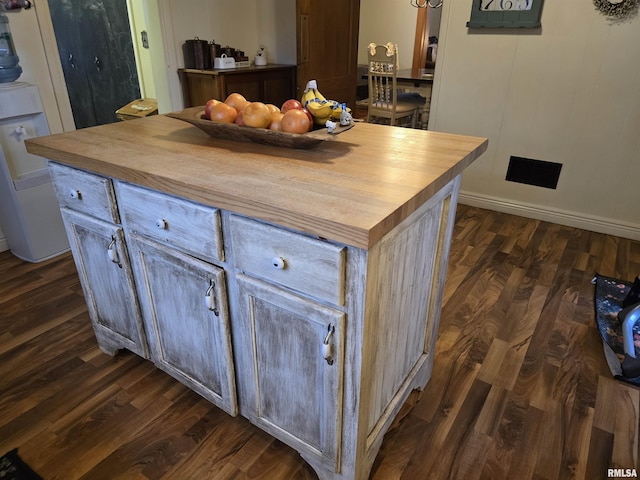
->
[26,115,487,480]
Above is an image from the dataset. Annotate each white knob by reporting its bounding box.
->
[272,257,285,270]
[155,218,167,229]
[69,189,80,199]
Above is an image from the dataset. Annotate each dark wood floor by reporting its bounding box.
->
[1,205,638,480]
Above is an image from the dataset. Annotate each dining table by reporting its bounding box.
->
[396,68,434,87]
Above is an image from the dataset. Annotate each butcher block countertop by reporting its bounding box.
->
[25,115,487,249]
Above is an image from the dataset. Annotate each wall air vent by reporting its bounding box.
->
[506,156,562,190]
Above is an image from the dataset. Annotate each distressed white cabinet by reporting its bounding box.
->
[49,163,147,358]
[28,115,487,480]
[115,181,237,416]
[126,233,237,416]
[49,164,461,480]
[236,274,346,471]
[229,213,348,470]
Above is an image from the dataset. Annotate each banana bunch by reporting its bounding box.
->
[301,80,351,126]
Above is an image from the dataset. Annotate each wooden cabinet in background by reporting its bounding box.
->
[296,0,360,110]
[178,64,296,107]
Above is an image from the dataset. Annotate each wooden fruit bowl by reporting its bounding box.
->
[167,107,354,149]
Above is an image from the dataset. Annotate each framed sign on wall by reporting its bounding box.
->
[467,0,544,28]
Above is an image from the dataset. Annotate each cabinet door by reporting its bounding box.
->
[237,274,345,471]
[47,0,141,128]
[128,233,238,416]
[297,0,360,108]
[61,208,147,357]
[179,71,222,108]
[223,68,296,107]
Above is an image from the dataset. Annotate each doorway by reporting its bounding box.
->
[47,0,140,129]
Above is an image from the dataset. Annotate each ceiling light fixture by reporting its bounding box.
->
[410,0,443,8]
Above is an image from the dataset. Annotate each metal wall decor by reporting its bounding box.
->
[593,0,640,20]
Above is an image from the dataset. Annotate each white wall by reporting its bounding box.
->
[127,0,156,99]
[150,0,295,112]
[358,1,418,69]
[257,0,297,65]
[430,0,640,239]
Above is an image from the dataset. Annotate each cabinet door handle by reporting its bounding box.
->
[299,15,309,64]
[155,218,167,229]
[205,280,219,316]
[107,236,122,268]
[323,324,335,365]
[69,189,81,199]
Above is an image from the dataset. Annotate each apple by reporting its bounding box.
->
[301,108,313,127]
[204,99,220,120]
[281,99,303,113]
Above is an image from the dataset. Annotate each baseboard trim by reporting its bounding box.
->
[0,235,8,253]
[458,192,640,241]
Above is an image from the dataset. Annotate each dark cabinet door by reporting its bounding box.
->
[48,0,140,129]
[296,0,360,110]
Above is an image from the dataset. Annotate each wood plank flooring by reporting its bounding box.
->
[1,205,638,479]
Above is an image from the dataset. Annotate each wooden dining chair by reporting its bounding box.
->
[366,43,423,127]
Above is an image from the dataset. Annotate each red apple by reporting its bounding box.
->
[281,99,303,113]
[301,108,313,127]
[204,99,220,120]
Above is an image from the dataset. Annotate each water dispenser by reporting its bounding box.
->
[0,1,29,83]
[0,82,69,262]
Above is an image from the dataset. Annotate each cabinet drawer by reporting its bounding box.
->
[229,216,345,306]
[116,182,223,262]
[48,162,119,223]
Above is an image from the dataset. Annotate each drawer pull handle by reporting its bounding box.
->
[69,189,81,199]
[205,281,219,316]
[272,256,286,270]
[155,218,167,229]
[323,324,335,365]
[107,236,121,268]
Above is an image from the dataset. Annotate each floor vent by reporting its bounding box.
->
[506,156,562,190]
